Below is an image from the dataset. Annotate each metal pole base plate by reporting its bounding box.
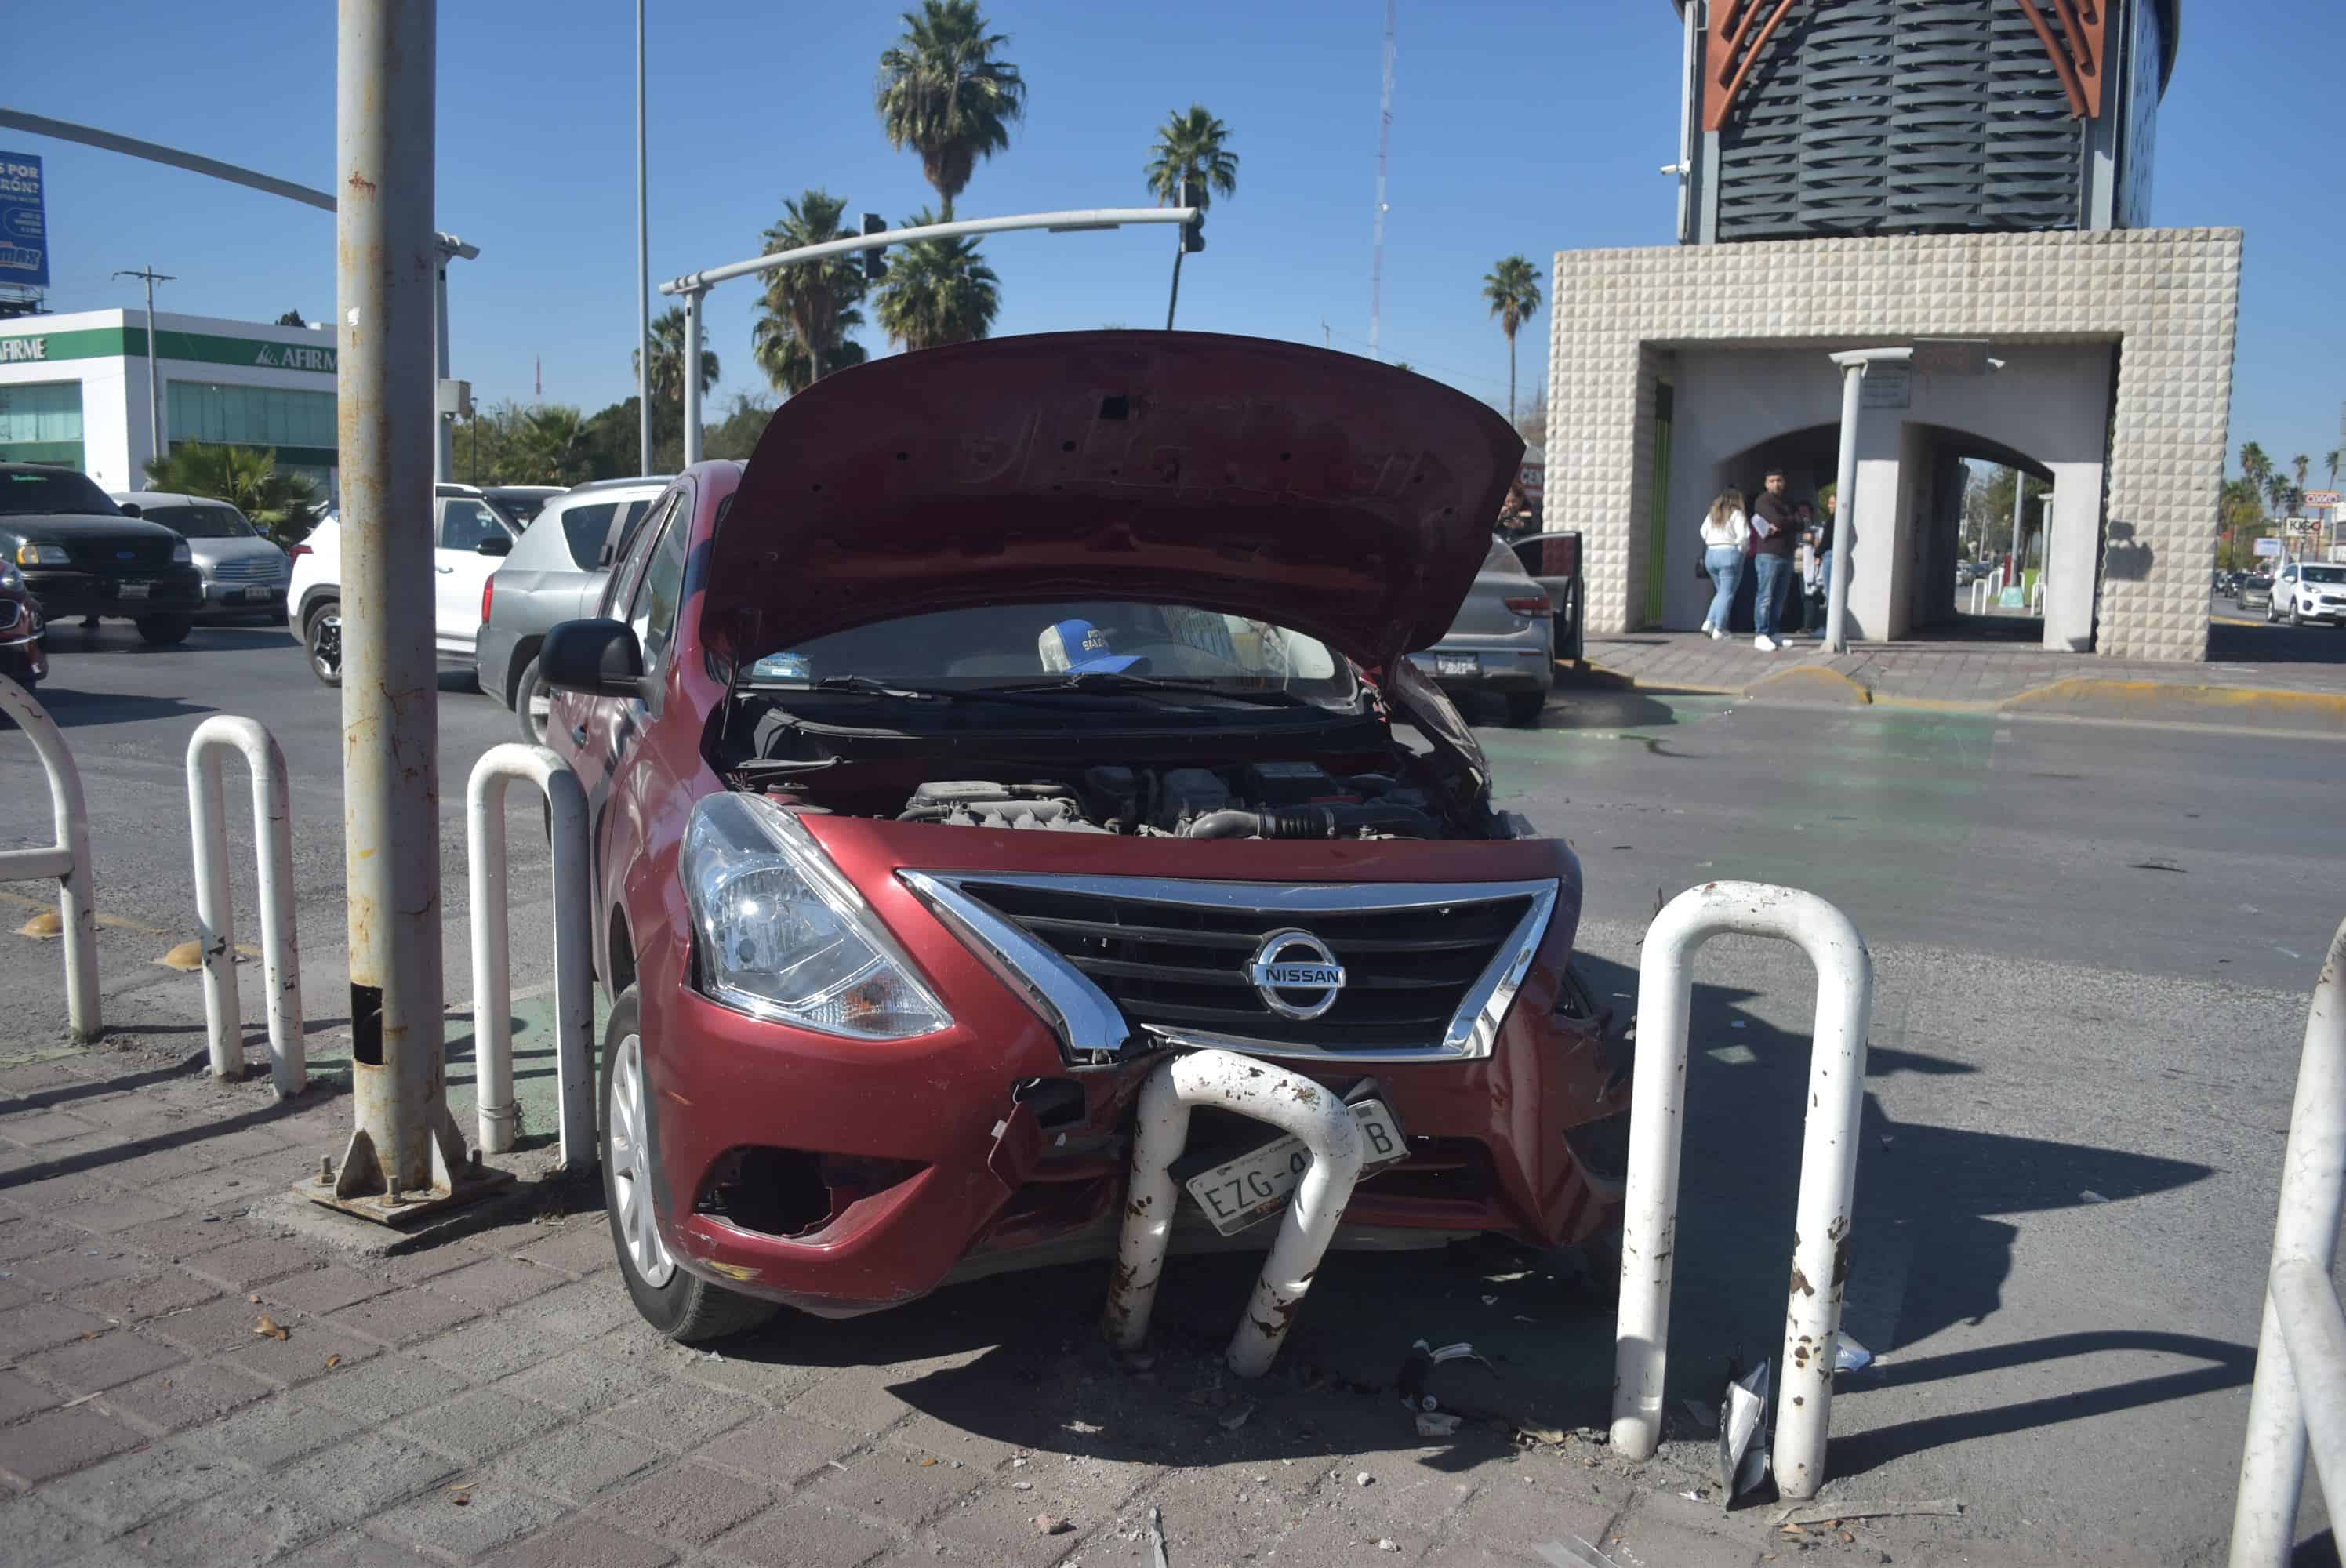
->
[301,1110,516,1228]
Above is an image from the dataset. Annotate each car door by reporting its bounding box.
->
[434,496,511,654]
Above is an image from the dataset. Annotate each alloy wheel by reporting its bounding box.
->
[527,688,552,743]
[608,1032,675,1287]
[311,612,342,680]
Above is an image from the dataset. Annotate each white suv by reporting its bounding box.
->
[2269,562,2346,628]
[288,484,521,685]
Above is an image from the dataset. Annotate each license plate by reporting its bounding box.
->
[235,586,271,601]
[118,582,151,600]
[1435,654,1477,678]
[1183,1098,1407,1236]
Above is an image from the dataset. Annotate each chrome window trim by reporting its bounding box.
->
[898,871,1557,1065]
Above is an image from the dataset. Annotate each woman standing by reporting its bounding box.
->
[1698,488,1749,640]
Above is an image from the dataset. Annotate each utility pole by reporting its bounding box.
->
[111,267,173,472]
[329,0,468,1220]
[635,0,652,474]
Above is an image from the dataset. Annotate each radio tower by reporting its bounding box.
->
[1369,0,1395,361]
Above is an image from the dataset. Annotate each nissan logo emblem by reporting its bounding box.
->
[1245,928,1346,1021]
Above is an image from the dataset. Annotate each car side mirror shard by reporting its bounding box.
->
[541,618,652,701]
[475,535,514,557]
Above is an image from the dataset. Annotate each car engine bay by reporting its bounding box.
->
[891,760,1448,838]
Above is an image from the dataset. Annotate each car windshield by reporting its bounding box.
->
[142,503,254,539]
[746,601,1360,710]
[492,491,554,527]
[1,469,122,517]
[2301,565,2345,585]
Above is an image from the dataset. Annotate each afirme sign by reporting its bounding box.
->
[0,325,336,376]
[0,151,47,289]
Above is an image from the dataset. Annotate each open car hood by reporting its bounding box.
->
[706,332,1523,669]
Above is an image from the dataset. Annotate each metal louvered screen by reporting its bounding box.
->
[1715,0,2083,241]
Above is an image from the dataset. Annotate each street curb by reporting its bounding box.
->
[1742,663,1873,707]
[1997,677,2346,735]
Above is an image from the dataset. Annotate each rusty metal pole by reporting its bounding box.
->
[328,0,468,1220]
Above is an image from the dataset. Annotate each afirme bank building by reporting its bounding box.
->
[1550,0,2234,660]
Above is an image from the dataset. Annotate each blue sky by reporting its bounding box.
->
[16,0,2343,478]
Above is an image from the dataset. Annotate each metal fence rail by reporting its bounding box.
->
[2228,915,2346,1566]
[466,743,594,1170]
[1611,880,1876,1502]
[0,674,99,1043]
[186,717,304,1097]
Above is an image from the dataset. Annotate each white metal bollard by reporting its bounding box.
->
[186,717,304,1097]
[467,743,594,1170]
[1611,881,1874,1502]
[1105,1047,1365,1377]
[2227,914,2346,1568]
[0,673,99,1043]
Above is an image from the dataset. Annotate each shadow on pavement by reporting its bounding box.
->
[2208,620,2346,667]
[7,686,217,729]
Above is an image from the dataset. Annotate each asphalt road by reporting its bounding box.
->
[3,630,2341,1563]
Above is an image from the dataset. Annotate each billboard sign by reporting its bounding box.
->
[2305,491,2340,509]
[2253,536,2282,557]
[0,153,48,289]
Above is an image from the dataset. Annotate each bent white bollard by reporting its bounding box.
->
[0,674,99,1043]
[1106,1048,1365,1377]
[467,743,594,1170]
[1611,880,1874,1502]
[2227,915,2346,1568]
[186,717,304,1096]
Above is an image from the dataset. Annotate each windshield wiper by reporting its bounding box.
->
[986,672,1320,707]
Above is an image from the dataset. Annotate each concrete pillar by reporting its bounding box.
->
[2042,463,2104,652]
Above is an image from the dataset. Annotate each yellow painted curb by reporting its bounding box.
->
[1741,664,1874,706]
[2001,677,2346,730]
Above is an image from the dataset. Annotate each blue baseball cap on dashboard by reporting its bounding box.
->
[1044,619,1146,674]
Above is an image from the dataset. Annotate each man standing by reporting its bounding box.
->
[1750,469,1798,651]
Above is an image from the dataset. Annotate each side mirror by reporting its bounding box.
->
[118,503,142,517]
[541,618,652,701]
[474,535,514,557]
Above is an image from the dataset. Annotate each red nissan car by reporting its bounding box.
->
[543,332,1628,1342]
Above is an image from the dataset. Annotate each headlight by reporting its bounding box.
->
[682,793,950,1039]
[171,539,192,564]
[0,562,19,590]
[14,542,68,566]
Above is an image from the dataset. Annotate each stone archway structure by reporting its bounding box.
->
[1548,228,2242,661]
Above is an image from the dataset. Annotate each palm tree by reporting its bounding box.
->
[142,444,323,546]
[2240,441,2273,499]
[2326,450,2341,492]
[874,208,1001,351]
[631,307,720,459]
[875,1,1026,220]
[750,191,871,396]
[1481,256,1544,425]
[1145,106,1238,330]
[516,405,590,485]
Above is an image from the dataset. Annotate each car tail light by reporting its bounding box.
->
[287,544,310,561]
[1505,594,1553,617]
[481,575,494,624]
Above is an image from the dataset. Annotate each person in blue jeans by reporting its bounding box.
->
[1749,469,1799,650]
[1698,489,1749,640]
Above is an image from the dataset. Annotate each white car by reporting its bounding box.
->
[287,482,521,685]
[2268,562,2346,628]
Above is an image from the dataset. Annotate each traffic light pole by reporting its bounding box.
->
[666,206,1196,468]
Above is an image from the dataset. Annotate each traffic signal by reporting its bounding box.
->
[862,212,888,281]
[1181,177,1206,254]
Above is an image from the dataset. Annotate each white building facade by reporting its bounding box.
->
[0,308,339,501]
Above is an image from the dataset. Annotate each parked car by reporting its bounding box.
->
[477,477,668,741]
[2238,573,2273,612]
[540,332,1626,1342]
[485,485,565,529]
[0,463,204,644]
[0,557,46,689]
[111,490,293,625]
[288,481,518,685]
[2270,562,2346,626]
[1404,536,1555,726]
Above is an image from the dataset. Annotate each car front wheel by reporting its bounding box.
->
[304,601,342,686]
[1504,691,1547,727]
[135,614,192,646]
[601,985,780,1344]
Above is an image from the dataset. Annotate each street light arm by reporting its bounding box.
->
[661,207,1200,296]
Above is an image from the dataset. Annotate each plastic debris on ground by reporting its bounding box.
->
[1534,1535,1626,1568]
[1218,1401,1254,1432]
[1147,1504,1170,1568]
[1768,1497,1963,1528]
[1398,1338,1495,1412]
[1415,1411,1463,1438]
[1717,1358,1772,1502]
[1834,1335,1876,1373]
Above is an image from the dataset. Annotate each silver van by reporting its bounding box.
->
[476,477,668,740]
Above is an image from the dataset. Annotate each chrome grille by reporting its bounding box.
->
[901,871,1557,1063]
[212,557,285,582]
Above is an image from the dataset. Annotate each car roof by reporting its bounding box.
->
[110,490,234,509]
[562,476,672,494]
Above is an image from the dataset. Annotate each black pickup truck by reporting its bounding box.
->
[0,463,204,644]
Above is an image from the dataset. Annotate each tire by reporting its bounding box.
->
[2289,603,2304,628]
[303,600,342,687]
[601,985,779,1344]
[1504,691,1547,728]
[134,614,192,646]
[513,656,550,745]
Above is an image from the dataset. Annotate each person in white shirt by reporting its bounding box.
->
[1698,489,1750,640]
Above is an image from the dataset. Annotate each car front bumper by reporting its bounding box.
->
[22,567,205,619]
[196,579,289,616]
[634,818,1625,1318]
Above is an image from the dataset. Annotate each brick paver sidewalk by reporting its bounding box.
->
[0,1042,2028,1568]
